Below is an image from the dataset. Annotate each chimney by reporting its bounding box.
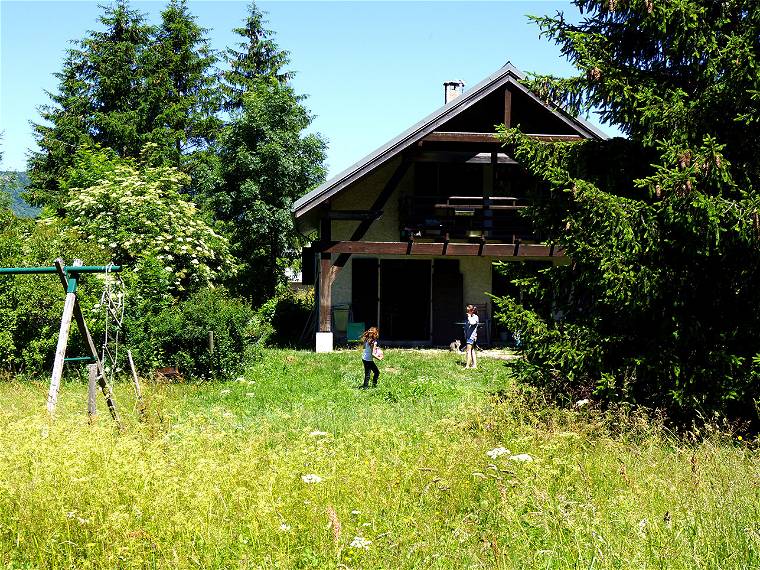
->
[443,80,465,104]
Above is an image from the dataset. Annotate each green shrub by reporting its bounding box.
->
[254,287,314,347]
[124,283,261,379]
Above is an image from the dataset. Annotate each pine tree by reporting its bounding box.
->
[222,2,293,112]
[143,0,221,168]
[493,0,760,423]
[213,78,326,303]
[27,0,152,209]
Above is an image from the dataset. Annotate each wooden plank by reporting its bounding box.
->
[412,151,517,164]
[87,364,98,422]
[326,210,383,221]
[423,132,501,143]
[504,88,512,129]
[319,241,564,258]
[127,350,146,421]
[55,259,105,380]
[48,291,76,414]
[422,131,584,143]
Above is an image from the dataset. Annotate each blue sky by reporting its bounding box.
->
[0,1,615,176]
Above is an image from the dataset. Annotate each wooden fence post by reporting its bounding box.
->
[87,364,98,422]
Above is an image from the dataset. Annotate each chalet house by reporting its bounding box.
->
[293,63,608,351]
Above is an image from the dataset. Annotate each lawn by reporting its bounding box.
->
[0,349,758,569]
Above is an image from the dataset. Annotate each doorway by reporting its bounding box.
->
[379,259,431,341]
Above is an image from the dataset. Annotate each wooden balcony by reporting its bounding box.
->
[400,195,538,242]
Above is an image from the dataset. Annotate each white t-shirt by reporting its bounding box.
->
[465,314,479,339]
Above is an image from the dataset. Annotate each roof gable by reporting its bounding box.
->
[294,62,608,220]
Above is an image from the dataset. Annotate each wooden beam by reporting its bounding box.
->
[412,151,517,164]
[422,131,584,143]
[424,132,502,143]
[326,210,383,221]
[504,87,512,129]
[318,241,564,258]
[333,159,412,268]
[318,257,341,332]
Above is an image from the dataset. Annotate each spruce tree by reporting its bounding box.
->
[222,2,293,112]
[143,0,221,168]
[27,0,152,209]
[493,0,760,423]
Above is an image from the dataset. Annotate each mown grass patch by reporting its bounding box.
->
[0,349,758,569]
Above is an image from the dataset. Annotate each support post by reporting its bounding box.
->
[317,254,340,352]
[47,263,79,414]
[87,364,98,422]
[127,350,145,420]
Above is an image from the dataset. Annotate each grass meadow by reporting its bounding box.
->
[0,349,758,569]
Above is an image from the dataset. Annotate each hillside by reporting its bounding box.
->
[1,171,40,217]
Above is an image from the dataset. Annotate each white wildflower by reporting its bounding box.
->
[509,453,534,462]
[351,509,361,516]
[350,536,372,549]
[575,398,590,408]
[486,446,511,459]
[246,392,255,398]
[220,389,231,395]
[279,523,291,532]
[637,518,648,537]
[301,474,323,484]
[309,430,330,437]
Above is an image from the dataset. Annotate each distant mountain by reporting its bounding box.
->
[1,171,40,218]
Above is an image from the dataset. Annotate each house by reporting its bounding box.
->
[293,63,608,351]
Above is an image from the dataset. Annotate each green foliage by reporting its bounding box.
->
[212,78,326,303]
[63,145,235,292]
[491,1,760,424]
[0,212,108,372]
[254,287,314,347]
[142,0,221,168]
[222,1,294,112]
[27,0,221,208]
[124,283,259,379]
[27,0,153,209]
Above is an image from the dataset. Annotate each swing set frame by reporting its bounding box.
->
[0,258,122,425]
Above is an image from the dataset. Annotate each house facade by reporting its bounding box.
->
[293,63,608,351]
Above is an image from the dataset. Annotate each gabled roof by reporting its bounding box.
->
[293,62,609,220]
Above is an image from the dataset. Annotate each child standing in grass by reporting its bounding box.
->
[360,326,383,388]
[464,305,479,369]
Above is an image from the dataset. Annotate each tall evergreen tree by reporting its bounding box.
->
[494,0,760,423]
[143,0,221,168]
[213,78,326,303]
[27,0,152,209]
[222,2,293,112]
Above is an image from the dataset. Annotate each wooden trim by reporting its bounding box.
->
[412,151,517,164]
[504,87,512,129]
[333,159,412,268]
[326,210,383,221]
[319,240,564,258]
[423,132,502,143]
[423,131,584,144]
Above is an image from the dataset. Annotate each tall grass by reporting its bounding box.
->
[0,349,758,568]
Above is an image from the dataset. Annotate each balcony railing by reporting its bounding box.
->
[400,195,538,242]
